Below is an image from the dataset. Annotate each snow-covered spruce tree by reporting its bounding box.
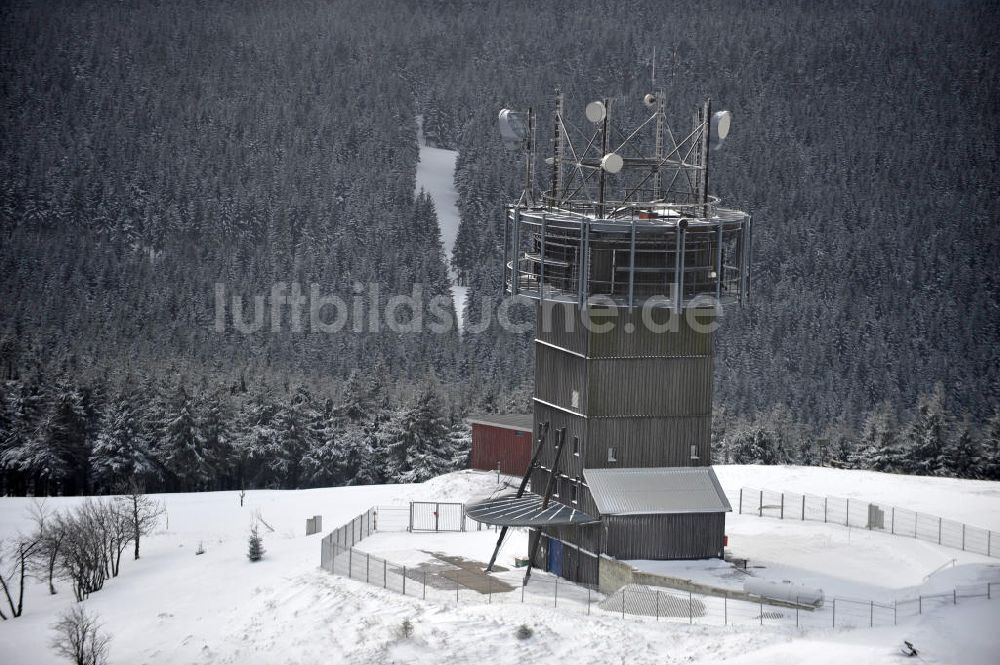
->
[903,384,949,476]
[247,525,264,562]
[857,402,905,472]
[267,386,318,489]
[160,386,210,491]
[197,391,233,491]
[984,408,1000,481]
[90,394,155,492]
[944,420,982,479]
[382,384,454,483]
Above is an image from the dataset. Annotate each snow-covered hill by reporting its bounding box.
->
[0,466,997,664]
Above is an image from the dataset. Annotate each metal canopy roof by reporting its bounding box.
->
[583,467,732,516]
[466,493,597,527]
[466,413,534,432]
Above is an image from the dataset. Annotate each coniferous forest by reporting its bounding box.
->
[1,0,998,495]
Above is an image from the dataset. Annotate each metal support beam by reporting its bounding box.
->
[485,422,550,572]
[523,428,567,585]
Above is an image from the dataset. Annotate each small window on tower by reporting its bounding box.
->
[691,444,700,460]
[607,447,617,462]
[572,436,580,456]
[570,481,578,504]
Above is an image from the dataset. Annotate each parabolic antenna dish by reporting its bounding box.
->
[600,152,624,174]
[585,100,606,123]
[710,110,732,149]
[498,108,529,149]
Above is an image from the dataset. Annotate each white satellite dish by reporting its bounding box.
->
[585,100,606,124]
[498,108,529,150]
[643,93,657,108]
[710,110,732,150]
[600,152,624,174]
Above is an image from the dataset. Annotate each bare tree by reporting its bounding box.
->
[120,480,164,561]
[0,534,40,619]
[30,499,67,595]
[55,505,109,602]
[50,605,110,665]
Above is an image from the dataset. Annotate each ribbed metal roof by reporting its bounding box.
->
[582,467,732,515]
[465,493,598,527]
[466,413,534,432]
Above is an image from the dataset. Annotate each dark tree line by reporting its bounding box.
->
[0,374,470,496]
[1,0,997,488]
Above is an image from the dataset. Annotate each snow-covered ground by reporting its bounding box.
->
[415,115,467,329]
[0,466,998,664]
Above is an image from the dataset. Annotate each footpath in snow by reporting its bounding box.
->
[415,115,468,330]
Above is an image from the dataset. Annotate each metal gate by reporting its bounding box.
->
[409,502,465,532]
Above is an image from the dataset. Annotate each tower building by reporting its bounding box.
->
[469,91,752,585]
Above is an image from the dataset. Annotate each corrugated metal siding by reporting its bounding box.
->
[604,513,726,559]
[535,302,588,355]
[587,308,713,358]
[586,415,712,468]
[587,357,712,417]
[534,343,587,414]
[583,467,732,514]
[532,402,587,477]
[470,423,532,475]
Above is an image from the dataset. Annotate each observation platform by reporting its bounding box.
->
[466,492,598,527]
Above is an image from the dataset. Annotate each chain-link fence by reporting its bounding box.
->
[319,506,999,629]
[735,487,999,559]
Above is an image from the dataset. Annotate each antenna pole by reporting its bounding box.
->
[651,46,656,89]
[550,91,564,205]
[598,98,609,217]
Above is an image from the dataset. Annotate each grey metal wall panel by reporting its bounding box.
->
[603,513,726,560]
[586,416,712,468]
[535,302,588,355]
[534,344,588,414]
[587,307,714,358]
[587,357,712,417]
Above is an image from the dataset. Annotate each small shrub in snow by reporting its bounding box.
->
[50,605,110,665]
[195,542,205,556]
[515,624,533,640]
[398,619,414,639]
[247,526,265,562]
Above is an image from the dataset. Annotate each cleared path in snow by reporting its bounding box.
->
[415,115,468,330]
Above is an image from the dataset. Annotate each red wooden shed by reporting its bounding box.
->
[467,413,534,476]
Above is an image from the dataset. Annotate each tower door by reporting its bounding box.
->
[547,537,563,576]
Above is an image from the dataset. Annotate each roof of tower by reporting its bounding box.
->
[583,467,731,515]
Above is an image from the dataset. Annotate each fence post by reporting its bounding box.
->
[367,553,370,583]
[938,517,942,544]
[893,600,897,625]
[832,599,836,627]
[521,582,525,603]
[739,488,743,514]
[795,597,799,628]
[408,502,413,532]
[846,499,850,526]
[989,582,993,600]
[348,547,353,578]
[554,577,558,608]
[824,498,828,523]
[962,524,966,551]
[423,572,427,600]
[402,566,406,595]
[656,590,660,621]
[689,591,693,624]
[989,531,992,558]
[759,597,763,626]
[953,589,956,605]
[759,490,763,517]
[869,600,873,627]
[918,595,922,614]
[801,495,806,521]
[622,586,626,619]
[780,493,785,519]
[891,507,895,535]
[384,559,387,588]
[724,593,728,625]
[588,587,591,615]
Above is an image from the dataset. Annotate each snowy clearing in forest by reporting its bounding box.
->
[0,466,998,664]
[415,115,466,329]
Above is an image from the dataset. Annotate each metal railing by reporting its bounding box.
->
[735,487,999,559]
